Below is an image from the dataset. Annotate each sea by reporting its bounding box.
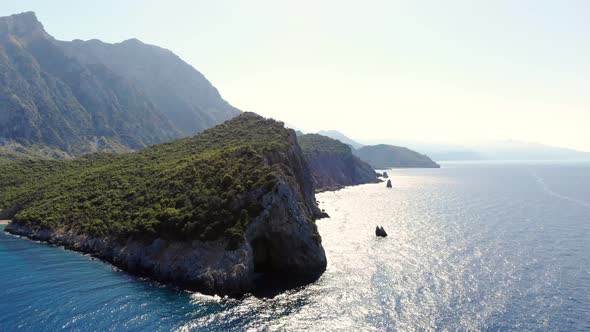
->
[1,162,589,331]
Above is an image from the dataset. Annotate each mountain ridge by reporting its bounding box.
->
[317,130,364,149]
[0,12,239,158]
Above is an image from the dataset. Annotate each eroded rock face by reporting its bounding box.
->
[304,152,380,192]
[246,181,326,276]
[247,130,327,278]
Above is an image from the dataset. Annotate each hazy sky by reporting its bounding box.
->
[2,1,590,151]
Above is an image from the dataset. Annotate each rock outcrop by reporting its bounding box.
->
[375,226,388,237]
[386,179,392,188]
[298,134,380,192]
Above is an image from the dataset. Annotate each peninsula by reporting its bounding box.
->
[2,113,327,296]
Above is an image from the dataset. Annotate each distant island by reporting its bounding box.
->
[2,113,327,296]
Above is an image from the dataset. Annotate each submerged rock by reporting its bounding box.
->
[375,226,388,237]
[386,179,392,188]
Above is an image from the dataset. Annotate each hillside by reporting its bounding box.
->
[59,38,240,136]
[317,130,364,149]
[2,113,326,295]
[298,134,380,191]
[355,144,440,169]
[0,12,239,158]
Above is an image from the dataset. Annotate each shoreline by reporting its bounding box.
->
[0,220,10,225]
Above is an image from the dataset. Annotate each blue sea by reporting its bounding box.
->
[1,162,589,331]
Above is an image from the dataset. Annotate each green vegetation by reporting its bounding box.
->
[0,113,295,242]
[298,134,352,155]
[0,145,68,162]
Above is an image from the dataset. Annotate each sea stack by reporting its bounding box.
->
[382,171,389,178]
[386,179,392,188]
[375,226,388,237]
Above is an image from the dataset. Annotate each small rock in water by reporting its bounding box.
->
[375,226,388,237]
[386,179,392,188]
[382,171,389,178]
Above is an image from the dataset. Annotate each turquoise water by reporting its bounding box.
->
[1,162,590,331]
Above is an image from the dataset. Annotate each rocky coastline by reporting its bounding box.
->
[2,115,328,297]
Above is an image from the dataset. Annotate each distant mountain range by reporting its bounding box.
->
[317,130,590,162]
[364,140,590,162]
[317,130,364,149]
[0,12,239,157]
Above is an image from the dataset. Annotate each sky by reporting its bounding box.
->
[2,1,590,151]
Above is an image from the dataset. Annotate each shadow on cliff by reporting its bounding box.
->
[250,272,322,298]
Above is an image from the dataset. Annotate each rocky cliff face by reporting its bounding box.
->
[3,113,327,296]
[298,134,380,191]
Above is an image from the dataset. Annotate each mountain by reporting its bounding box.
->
[379,140,590,162]
[464,141,590,161]
[2,113,326,296]
[317,130,364,149]
[58,38,240,136]
[355,144,440,169]
[0,12,239,158]
[298,134,380,191]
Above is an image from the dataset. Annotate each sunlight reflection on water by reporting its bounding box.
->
[2,163,589,331]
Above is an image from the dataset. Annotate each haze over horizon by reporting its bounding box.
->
[3,1,589,152]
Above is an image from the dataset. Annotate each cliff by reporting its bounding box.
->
[355,144,440,169]
[2,113,326,296]
[298,134,380,192]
